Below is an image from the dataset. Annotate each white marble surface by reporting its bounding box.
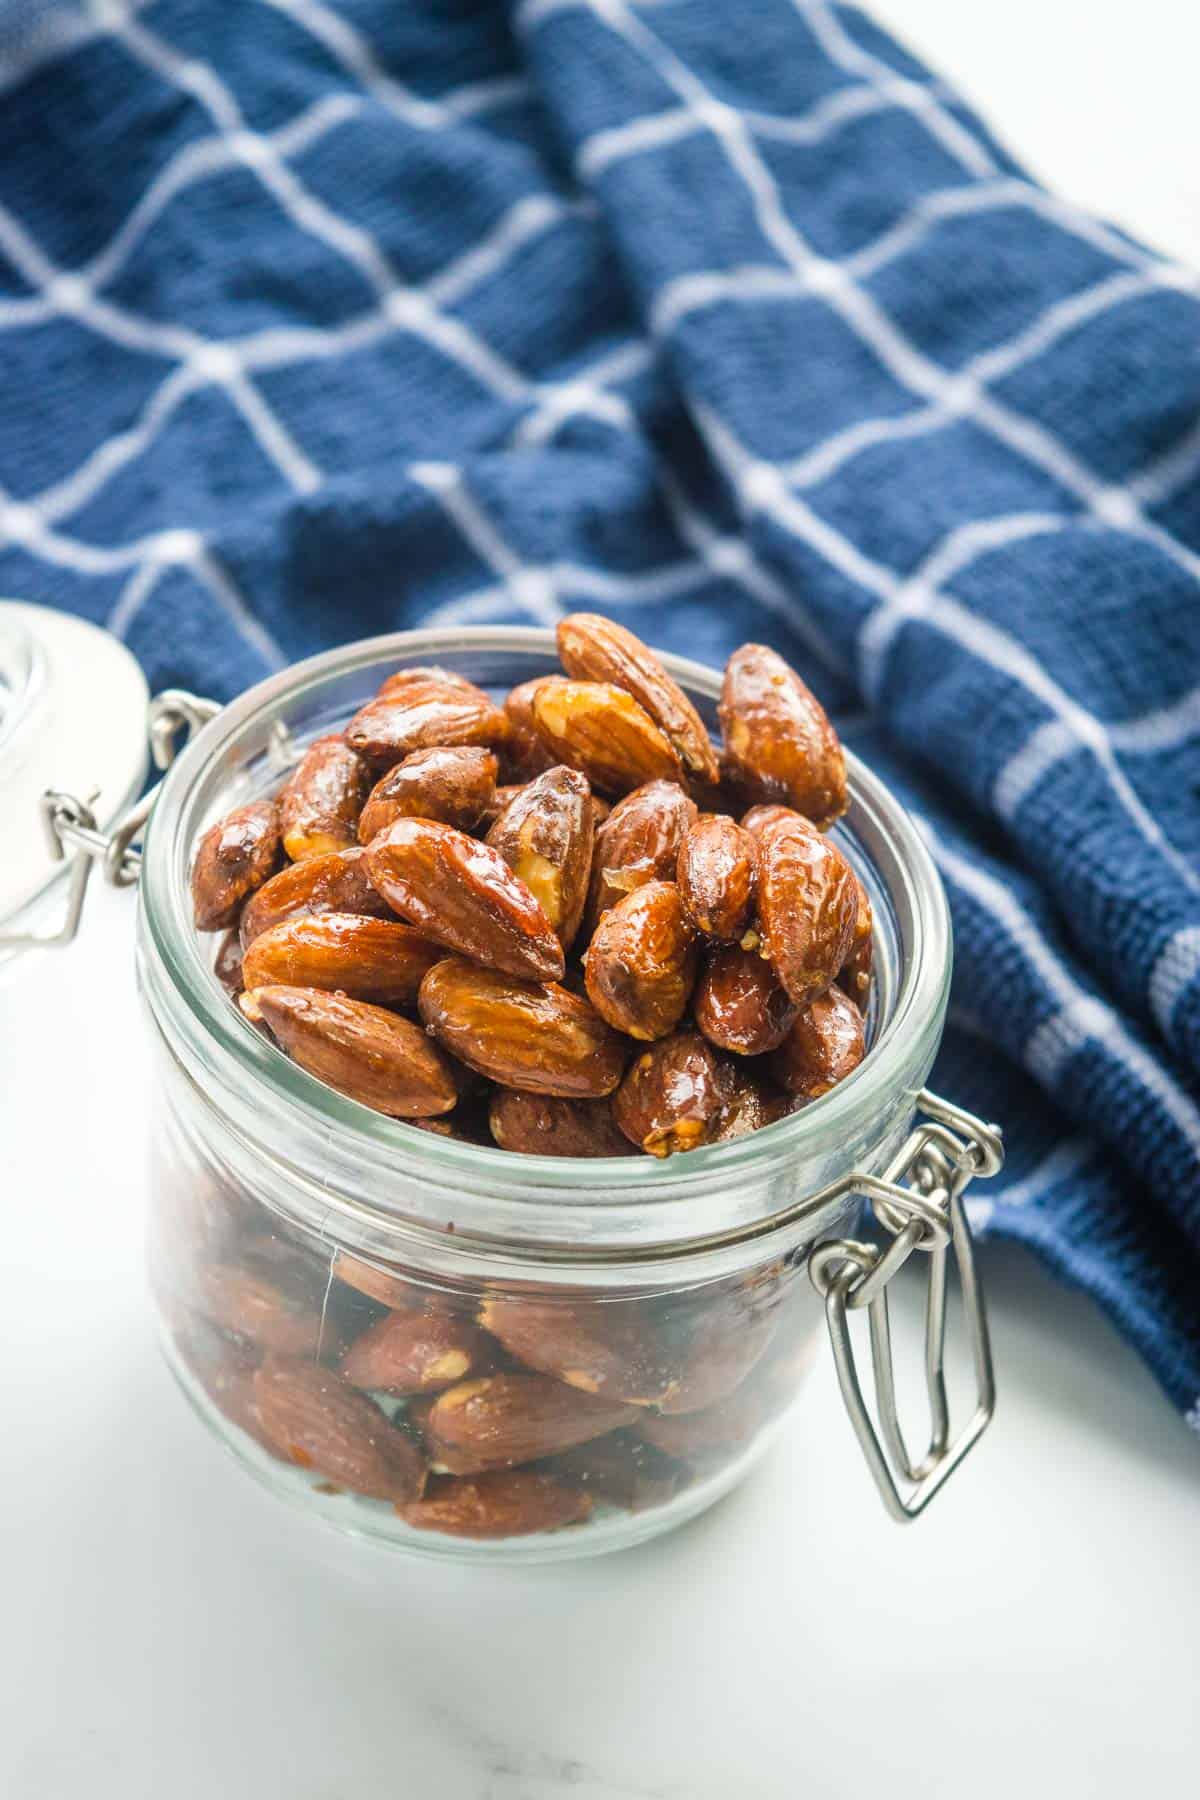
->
[5,6,1200,1793]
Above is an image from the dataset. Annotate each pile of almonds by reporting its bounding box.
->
[191,617,871,1157]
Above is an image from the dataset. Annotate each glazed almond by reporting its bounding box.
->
[397,1469,591,1538]
[676,814,757,941]
[612,1029,725,1156]
[238,845,390,948]
[488,1090,635,1157]
[251,985,458,1117]
[191,800,281,930]
[479,1296,680,1406]
[502,678,558,778]
[693,943,797,1056]
[419,959,628,1098]
[531,677,684,795]
[358,745,498,840]
[741,803,798,838]
[345,676,510,769]
[770,986,866,1099]
[756,814,857,1008]
[837,872,873,1005]
[486,765,594,949]
[557,613,719,783]
[278,734,368,861]
[659,1278,781,1415]
[708,1065,790,1142]
[583,880,698,1041]
[377,665,480,699]
[242,913,444,1009]
[585,780,697,934]
[341,1309,491,1395]
[422,1373,639,1473]
[252,1356,426,1502]
[719,644,847,827]
[543,1433,683,1514]
[365,817,564,983]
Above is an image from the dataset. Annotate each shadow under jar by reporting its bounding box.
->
[139,628,954,1561]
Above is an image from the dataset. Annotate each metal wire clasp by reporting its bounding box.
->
[0,688,220,950]
[809,1090,1003,1522]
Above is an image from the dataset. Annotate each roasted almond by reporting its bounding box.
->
[693,943,798,1056]
[676,814,757,941]
[719,644,847,827]
[659,1278,781,1415]
[397,1468,591,1538]
[251,985,458,1117]
[195,1263,324,1358]
[583,880,698,1041]
[541,1431,683,1513]
[770,986,866,1099]
[741,803,798,837]
[422,1373,639,1473]
[612,1029,725,1156]
[238,845,390,948]
[377,665,480,699]
[419,958,628,1098]
[214,929,244,995]
[358,745,498,840]
[708,1064,790,1142]
[278,734,368,861]
[486,765,594,949]
[530,677,684,795]
[333,1250,437,1313]
[502,678,558,778]
[341,1309,491,1394]
[365,817,564,982]
[638,1383,770,1461]
[488,1090,636,1157]
[242,913,444,1008]
[585,779,697,933]
[479,1296,680,1405]
[191,800,281,931]
[345,676,510,769]
[557,613,719,783]
[837,873,873,1005]
[756,815,858,1008]
[252,1356,426,1502]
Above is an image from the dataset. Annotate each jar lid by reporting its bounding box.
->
[0,602,148,959]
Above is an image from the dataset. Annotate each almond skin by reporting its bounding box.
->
[278,734,369,861]
[358,745,498,840]
[479,1296,680,1406]
[693,943,798,1056]
[770,986,866,1099]
[365,817,564,982]
[741,803,798,837]
[238,845,390,948]
[676,814,757,942]
[345,676,510,769]
[252,1357,426,1502]
[837,873,873,1005]
[530,677,684,795]
[584,880,698,1041]
[397,1469,591,1538]
[420,958,629,1098]
[708,1064,791,1142]
[377,665,480,699]
[341,1309,492,1395]
[585,780,698,934]
[252,985,459,1117]
[242,913,444,1008]
[488,1090,636,1158]
[191,800,281,930]
[556,613,719,783]
[195,1264,324,1358]
[422,1373,639,1473]
[756,815,858,1009]
[486,765,594,949]
[214,929,244,995]
[502,679,558,779]
[719,644,847,827]
[612,1029,725,1156]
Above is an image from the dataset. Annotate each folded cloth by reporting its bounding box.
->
[2,2,1198,1423]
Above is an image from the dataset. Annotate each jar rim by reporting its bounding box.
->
[138,626,951,1257]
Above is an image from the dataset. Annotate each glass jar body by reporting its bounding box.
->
[138,628,950,1559]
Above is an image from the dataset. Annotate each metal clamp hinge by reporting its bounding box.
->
[810,1090,1003,1523]
[0,688,220,951]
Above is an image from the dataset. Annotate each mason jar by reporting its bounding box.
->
[7,624,1004,1557]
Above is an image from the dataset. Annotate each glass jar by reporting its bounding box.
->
[49,625,999,1556]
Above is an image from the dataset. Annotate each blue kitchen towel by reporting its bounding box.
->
[2,1,1199,1427]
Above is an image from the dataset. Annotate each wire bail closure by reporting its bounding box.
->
[809,1090,1003,1522]
[0,688,219,950]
